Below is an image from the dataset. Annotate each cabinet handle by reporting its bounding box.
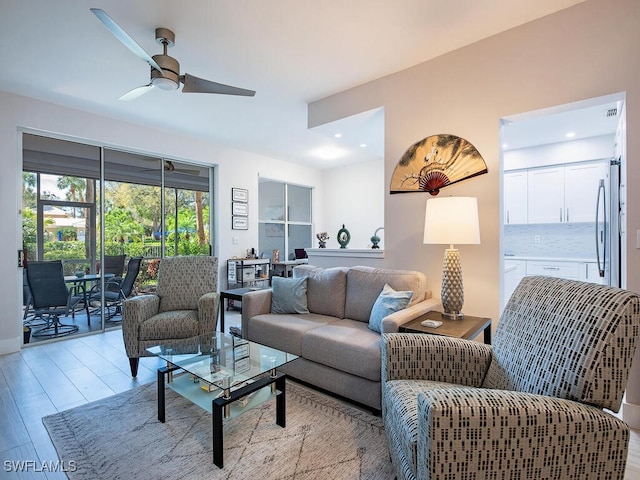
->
[543,267,560,270]
[506,211,510,224]
[560,208,563,222]
[566,208,569,222]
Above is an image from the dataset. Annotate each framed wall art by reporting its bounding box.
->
[232,216,248,230]
[232,202,248,216]
[232,188,248,203]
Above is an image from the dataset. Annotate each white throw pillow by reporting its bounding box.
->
[368,283,413,333]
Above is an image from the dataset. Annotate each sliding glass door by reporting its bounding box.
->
[22,133,213,343]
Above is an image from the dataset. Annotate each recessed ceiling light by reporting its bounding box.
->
[334,133,342,138]
[502,143,509,149]
[360,143,367,148]
[566,132,576,138]
[311,146,348,160]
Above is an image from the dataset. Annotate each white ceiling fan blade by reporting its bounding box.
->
[90,8,165,76]
[181,73,255,97]
[119,84,154,101]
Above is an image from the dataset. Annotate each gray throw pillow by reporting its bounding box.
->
[368,283,413,333]
[271,276,310,314]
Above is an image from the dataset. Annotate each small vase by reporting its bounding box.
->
[318,241,326,248]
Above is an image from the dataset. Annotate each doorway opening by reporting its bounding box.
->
[499,93,626,311]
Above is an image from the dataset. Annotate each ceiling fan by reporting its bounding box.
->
[90,8,256,101]
[163,160,201,175]
[138,160,202,175]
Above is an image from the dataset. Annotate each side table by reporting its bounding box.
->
[399,310,492,344]
[219,287,267,333]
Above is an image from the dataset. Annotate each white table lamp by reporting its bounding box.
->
[424,196,480,319]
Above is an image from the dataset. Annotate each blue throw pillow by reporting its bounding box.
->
[368,283,413,333]
[271,276,310,314]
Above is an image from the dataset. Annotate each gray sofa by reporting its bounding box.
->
[241,265,441,410]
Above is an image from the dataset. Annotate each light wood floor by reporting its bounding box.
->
[1,313,639,479]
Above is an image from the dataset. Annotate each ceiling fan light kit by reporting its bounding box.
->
[90,8,255,100]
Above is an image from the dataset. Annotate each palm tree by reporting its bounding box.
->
[57,176,86,217]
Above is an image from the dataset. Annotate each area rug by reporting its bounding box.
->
[43,380,394,479]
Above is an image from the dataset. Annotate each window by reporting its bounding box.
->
[258,180,312,261]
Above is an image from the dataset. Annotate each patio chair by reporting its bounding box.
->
[90,257,142,320]
[26,261,79,338]
[122,256,219,376]
[102,254,126,277]
[382,275,640,480]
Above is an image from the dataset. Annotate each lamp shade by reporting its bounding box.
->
[423,197,480,245]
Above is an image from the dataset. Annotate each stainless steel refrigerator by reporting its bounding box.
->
[596,158,621,287]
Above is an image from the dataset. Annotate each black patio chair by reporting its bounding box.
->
[103,254,126,277]
[90,257,143,320]
[26,261,79,338]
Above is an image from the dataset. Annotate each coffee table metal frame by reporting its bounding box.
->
[148,334,296,468]
[157,365,285,468]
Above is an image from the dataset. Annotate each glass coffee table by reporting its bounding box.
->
[146,333,298,468]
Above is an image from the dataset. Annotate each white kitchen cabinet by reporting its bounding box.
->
[504,171,528,224]
[526,161,607,224]
[583,262,608,285]
[526,260,582,280]
[564,163,607,223]
[527,167,565,223]
[503,259,526,306]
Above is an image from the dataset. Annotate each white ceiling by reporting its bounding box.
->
[501,95,623,151]
[0,0,588,169]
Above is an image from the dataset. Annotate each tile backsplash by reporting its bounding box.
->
[504,223,596,259]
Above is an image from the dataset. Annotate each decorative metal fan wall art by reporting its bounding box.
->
[390,134,487,195]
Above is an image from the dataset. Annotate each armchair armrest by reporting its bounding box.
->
[241,289,272,339]
[198,292,220,334]
[122,294,160,357]
[380,297,442,333]
[416,388,629,479]
[382,333,492,386]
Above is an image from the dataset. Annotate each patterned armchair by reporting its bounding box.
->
[382,275,640,480]
[122,256,219,376]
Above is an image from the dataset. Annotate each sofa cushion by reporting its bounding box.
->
[271,276,309,314]
[293,265,348,318]
[246,312,338,356]
[368,283,413,333]
[345,266,427,322]
[301,319,382,381]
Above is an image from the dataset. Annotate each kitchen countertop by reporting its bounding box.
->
[504,255,598,263]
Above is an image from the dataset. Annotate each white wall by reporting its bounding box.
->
[0,91,323,354]
[308,0,640,424]
[317,159,384,249]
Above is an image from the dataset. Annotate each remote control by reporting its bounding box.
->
[421,320,443,328]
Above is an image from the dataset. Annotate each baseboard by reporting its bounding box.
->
[622,401,640,429]
[0,335,21,355]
